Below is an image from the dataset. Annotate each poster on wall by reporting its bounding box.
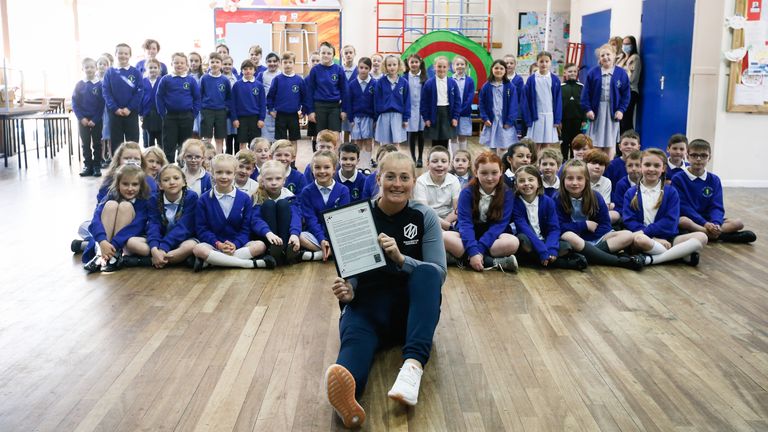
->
[245,0,341,7]
[213,7,341,75]
[517,12,569,77]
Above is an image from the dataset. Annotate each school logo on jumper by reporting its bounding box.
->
[403,223,418,240]
[291,85,299,93]
[218,83,226,92]
[287,184,296,193]
[183,82,190,90]
[128,75,136,83]
[252,88,260,96]
[702,186,714,197]
[91,87,99,95]
[331,74,338,82]
[351,189,360,199]
[399,87,405,95]
[368,86,374,94]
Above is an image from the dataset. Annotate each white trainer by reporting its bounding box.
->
[387,362,423,406]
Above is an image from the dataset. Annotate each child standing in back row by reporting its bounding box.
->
[373,56,410,148]
[560,63,586,160]
[157,52,201,163]
[420,56,459,150]
[231,59,266,151]
[103,43,143,152]
[479,60,518,157]
[73,57,105,177]
[200,52,232,154]
[307,42,347,133]
[522,51,562,152]
[581,44,630,160]
[406,54,427,167]
[267,52,307,147]
[450,55,475,156]
[344,57,376,169]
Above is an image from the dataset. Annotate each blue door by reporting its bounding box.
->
[581,9,611,78]
[638,0,695,149]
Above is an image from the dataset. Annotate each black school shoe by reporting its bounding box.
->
[83,255,102,273]
[617,253,645,271]
[193,257,205,272]
[101,249,123,273]
[718,230,757,244]
[685,252,700,267]
[553,253,588,270]
[121,255,153,267]
[416,159,423,168]
[268,243,285,265]
[79,165,93,177]
[71,239,84,253]
[91,166,102,177]
[285,245,300,265]
[253,255,277,269]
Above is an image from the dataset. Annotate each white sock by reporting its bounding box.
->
[233,247,254,259]
[457,137,467,150]
[448,140,459,157]
[207,250,254,268]
[648,241,668,255]
[647,239,702,265]
[359,150,371,169]
[302,250,323,261]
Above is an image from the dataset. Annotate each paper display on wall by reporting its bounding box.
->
[733,83,766,104]
[744,2,768,75]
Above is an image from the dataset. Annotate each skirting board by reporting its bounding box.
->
[722,180,768,188]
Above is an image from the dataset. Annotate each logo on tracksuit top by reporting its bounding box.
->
[331,74,339,82]
[702,186,714,197]
[183,82,190,90]
[252,87,260,96]
[291,85,300,93]
[218,83,226,92]
[403,223,419,246]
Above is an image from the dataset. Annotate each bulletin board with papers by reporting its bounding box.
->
[727,0,768,112]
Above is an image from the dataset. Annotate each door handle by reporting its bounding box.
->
[660,75,665,91]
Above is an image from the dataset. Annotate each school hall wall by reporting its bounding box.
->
[570,0,768,186]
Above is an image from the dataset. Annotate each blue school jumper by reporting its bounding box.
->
[83,195,150,262]
[478,81,518,127]
[512,194,561,261]
[195,188,253,248]
[284,168,307,195]
[147,189,199,252]
[362,170,379,200]
[156,74,201,117]
[140,77,160,117]
[543,186,558,199]
[335,169,368,202]
[580,66,631,116]
[373,76,411,121]
[671,170,725,226]
[230,78,267,120]
[344,77,377,121]
[502,170,515,190]
[200,73,232,110]
[343,65,358,83]
[306,63,347,113]
[521,73,562,127]
[509,74,525,106]
[102,66,143,113]
[622,184,680,241]
[250,195,302,238]
[72,79,105,121]
[456,187,514,257]
[453,74,476,117]
[605,157,628,189]
[554,191,612,242]
[266,74,308,114]
[136,59,168,77]
[300,181,351,243]
[256,65,267,76]
[611,176,635,214]
[667,161,690,180]
[419,77,461,125]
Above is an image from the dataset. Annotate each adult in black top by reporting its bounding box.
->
[324,152,447,429]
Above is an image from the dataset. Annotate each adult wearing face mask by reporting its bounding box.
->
[616,36,641,134]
